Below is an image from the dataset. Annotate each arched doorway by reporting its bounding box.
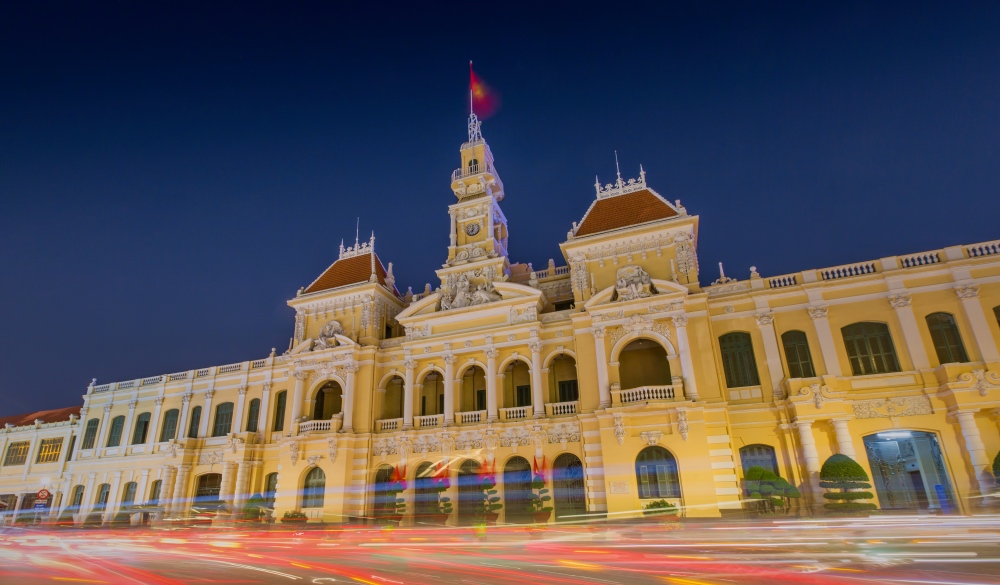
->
[195,473,222,503]
[372,465,396,521]
[502,361,532,409]
[461,367,487,413]
[548,354,579,404]
[313,382,343,420]
[619,339,671,389]
[553,453,586,520]
[457,459,482,525]
[382,376,404,420]
[863,431,956,512]
[413,462,437,519]
[503,457,532,524]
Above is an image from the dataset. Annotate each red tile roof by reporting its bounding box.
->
[0,406,80,428]
[575,189,678,237]
[303,252,396,295]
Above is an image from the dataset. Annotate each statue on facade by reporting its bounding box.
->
[614,265,657,302]
[313,319,344,350]
[440,272,503,310]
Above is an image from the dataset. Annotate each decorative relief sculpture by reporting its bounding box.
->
[852,396,933,419]
[608,315,671,347]
[593,310,624,322]
[413,434,440,455]
[807,305,828,320]
[305,455,322,468]
[547,422,580,444]
[289,441,300,464]
[639,431,662,446]
[613,413,625,445]
[958,369,1000,397]
[226,436,244,454]
[614,265,657,302]
[373,438,397,458]
[799,383,836,409]
[313,320,344,351]
[754,312,774,327]
[199,451,224,467]
[676,410,689,441]
[327,437,338,462]
[404,324,431,341]
[508,307,537,324]
[455,430,484,451]
[888,293,912,308]
[673,232,698,276]
[500,427,530,449]
[955,284,980,299]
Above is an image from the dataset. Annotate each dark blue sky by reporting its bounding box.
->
[2,2,999,414]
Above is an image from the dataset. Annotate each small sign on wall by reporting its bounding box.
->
[609,481,629,494]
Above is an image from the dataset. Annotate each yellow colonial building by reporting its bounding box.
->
[2,113,1000,525]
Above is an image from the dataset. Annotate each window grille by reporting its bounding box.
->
[35,438,64,463]
[3,442,30,466]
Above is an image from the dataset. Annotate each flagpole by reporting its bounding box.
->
[469,60,474,116]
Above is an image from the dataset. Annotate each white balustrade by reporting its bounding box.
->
[250,359,267,369]
[967,240,1000,258]
[166,372,188,381]
[298,420,331,434]
[500,406,529,421]
[377,418,403,432]
[898,251,939,268]
[195,369,210,377]
[117,380,135,390]
[457,410,486,424]
[93,384,112,393]
[415,414,442,429]
[614,385,676,404]
[819,261,878,281]
[547,401,579,416]
[768,274,798,288]
[451,161,495,181]
[140,375,163,386]
[218,363,243,374]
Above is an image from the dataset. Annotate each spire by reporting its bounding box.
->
[355,217,360,249]
[369,231,377,282]
[614,150,623,189]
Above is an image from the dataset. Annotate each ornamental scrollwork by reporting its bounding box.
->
[957,369,1000,397]
[547,422,580,444]
[807,305,828,320]
[852,396,933,419]
[888,293,912,308]
[327,437,338,462]
[955,284,980,299]
[500,427,530,448]
[613,413,625,445]
[754,312,774,327]
[676,409,689,441]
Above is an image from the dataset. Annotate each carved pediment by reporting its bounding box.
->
[584,279,688,310]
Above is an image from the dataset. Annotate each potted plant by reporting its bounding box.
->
[819,454,877,515]
[474,473,503,527]
[642,499,679,523]
[429,474,453,525]
[528,473,554,524]
[282,510,308,524]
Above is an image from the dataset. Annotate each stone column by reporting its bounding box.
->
[234,385,248,433]
[106,471,123,521]
[403,358,416,429]
[258,383,272,438]
[121,400,138,447]
[955,285,1000,363]
[136,469,150,505]
[290,371,309,426]
[955,410,994,501]
[443,354,456,426]
[529,342,545,418]
[754,312,785,399]
[808,305,843,377]
[177,393,192,440]
[671,316,700,402]
[172,466,191,516]
[147,397,164,446]
[160,466,176,516]
[220,461,236,503]
[485,348,499,422]
[233,461,250,511]
[593,328,611,408]
[99,404,113,448]
[342,362,358,433]
[794,419,822,506]
[449,209,457,247]
[888,293,930,370]
[199,390,215,438]
[831,418,857,459]
[82,472,97,518]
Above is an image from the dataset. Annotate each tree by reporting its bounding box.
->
[819,454,877,514]
[744,466,801,514]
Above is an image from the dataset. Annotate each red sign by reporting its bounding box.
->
[36,489,50,500]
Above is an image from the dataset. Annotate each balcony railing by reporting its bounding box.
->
[376,418,403,432]
[546,401,579,416]
[613,385,678,404]
[457,410,486,424]
[297,416,341,435]
[415,414,443,429]
[499,406,529,421]
[451,161,495,182]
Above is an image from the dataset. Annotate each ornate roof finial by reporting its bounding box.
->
[614,150,623,189]
[355,217,360,249]
[639,164,646,183]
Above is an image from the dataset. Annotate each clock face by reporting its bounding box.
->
[465,223,481,236]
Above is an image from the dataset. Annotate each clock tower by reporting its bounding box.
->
[435,113,510,309]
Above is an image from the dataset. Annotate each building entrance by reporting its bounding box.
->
[862,431,955,512]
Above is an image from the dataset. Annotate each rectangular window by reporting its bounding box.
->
[3,442,30,466]
[476,389,486,411]
[35,438,64,463]
[719,332,761,388]
[187,407,202,438]
[81,419,99,450]
[557,380,579,402]
[421,396,427,416]
[212,403,234,437]
[149,480,162,505]
[515,385,531,407]
[159,410,179,442]
[65,435,77,462]
[273,392,287,432]
[132,413,150,444]
[107,416,125,447]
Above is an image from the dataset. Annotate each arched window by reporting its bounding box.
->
[195,473,222,501]
[81,418,100,450]
[302,467,326,509]
[373,465,397,518]
[148,480,162,505]
[619,339,671,389]
[159,409,179,442]
[842,322,901,375]
[131,412,151,444]
[413,462,438,517]
[121,482,137,507]
[462,367,487,412]
[926,313,969,364]
[187,406,202,438]
[457,459,482,524]
[503,457,533,524]
[719,332,760,388]
[549,354,579,403]
[382,376,405,420]
[635,446,680,499]
[70,485,85,508]
[212,402,234,437]
[739,444,778,475]
[503,361,532,409]
[468,158,479,170]
[95,483,111,509]
[106,416,126,447]
[313,382,343,420]
[273,391,287,432]
[421,372,445,416]
[781,330,816,378]
[246,399,260,433]
[264,473,279,503]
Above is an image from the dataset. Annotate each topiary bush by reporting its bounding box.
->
[744,466,801,514]
[819,454,877,514]
[993,451,1000,485]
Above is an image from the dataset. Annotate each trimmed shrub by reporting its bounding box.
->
[819,454,877,514]
[744,466,801,513]
[993,451,1000,484]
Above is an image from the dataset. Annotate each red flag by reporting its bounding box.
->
[533,455,547,481]
[470,62,500,119]
[391,463,407,490]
